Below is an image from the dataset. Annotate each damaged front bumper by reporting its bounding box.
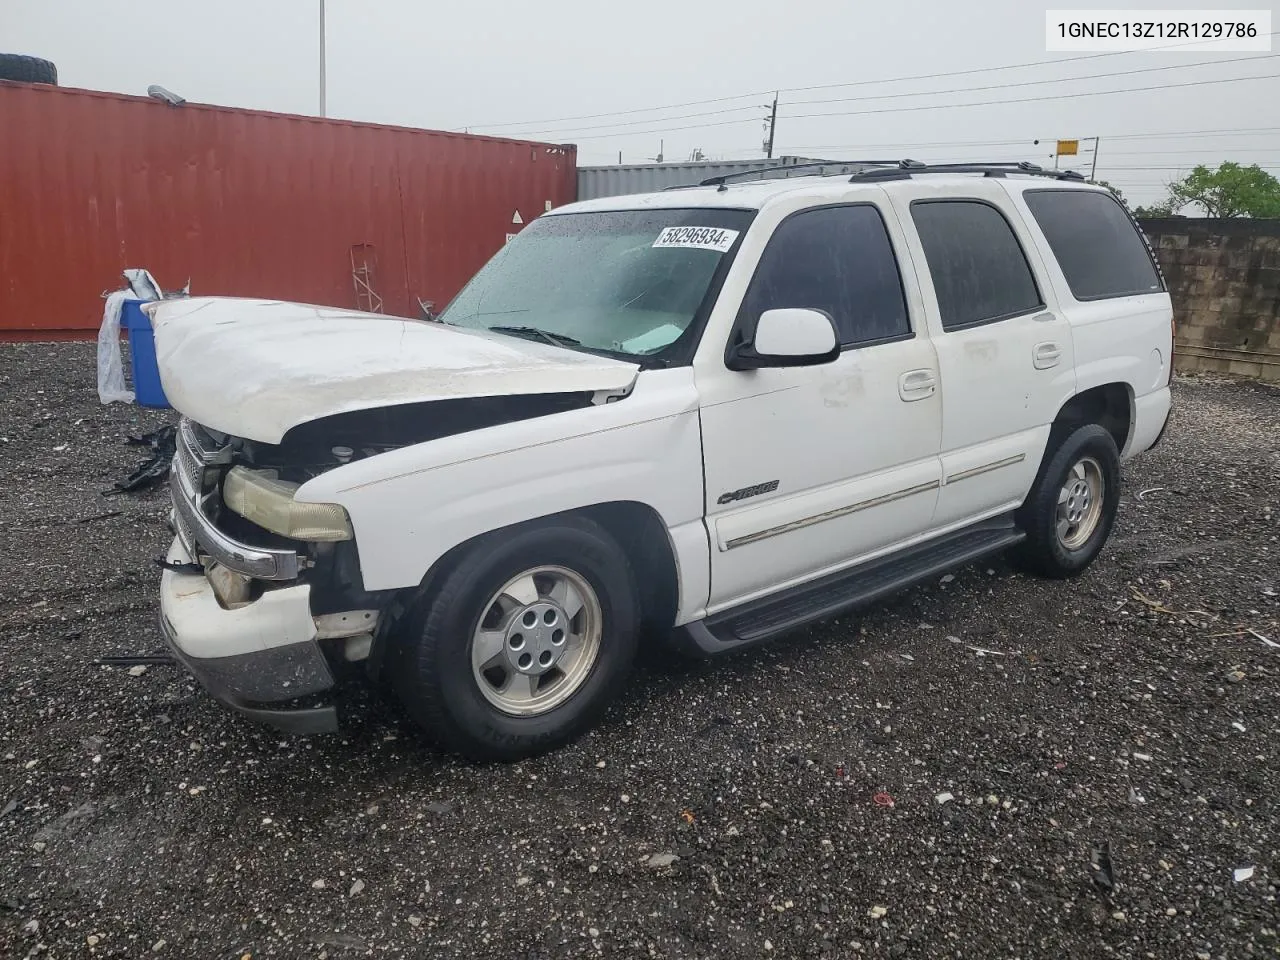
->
[158,536,339,734]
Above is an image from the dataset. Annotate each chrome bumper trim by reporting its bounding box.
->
[169,466,300,581]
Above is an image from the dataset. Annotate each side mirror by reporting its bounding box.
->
[727,308,841,371]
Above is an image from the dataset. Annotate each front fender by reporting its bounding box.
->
[296,370,707,597]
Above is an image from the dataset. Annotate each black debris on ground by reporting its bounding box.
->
[111,424,176,494]
[1,341,1277,959]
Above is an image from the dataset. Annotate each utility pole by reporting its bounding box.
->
[764,92,778,158]
[1090,136,1101,180]
[319,0,327,117]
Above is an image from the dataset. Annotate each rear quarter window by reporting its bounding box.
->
[1023,190,1164,301]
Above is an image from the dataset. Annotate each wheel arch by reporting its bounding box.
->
[368,501,683,681]
[1052,381,1134,456]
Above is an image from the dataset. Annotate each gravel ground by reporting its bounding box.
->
[1,342,1277,960]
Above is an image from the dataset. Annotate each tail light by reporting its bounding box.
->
[1168,315,1176,385]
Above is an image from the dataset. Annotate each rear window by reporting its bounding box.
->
[911,200,1043,331]
[1024,190,1163,301]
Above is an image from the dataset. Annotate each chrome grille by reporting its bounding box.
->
[175,423,205,494]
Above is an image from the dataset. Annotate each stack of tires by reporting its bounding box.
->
[0,54,58,85]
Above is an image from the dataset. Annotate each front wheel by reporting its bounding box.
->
[395,516,640,761]
[1009,424,1121,578]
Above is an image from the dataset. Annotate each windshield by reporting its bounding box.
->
[440,208,755,358]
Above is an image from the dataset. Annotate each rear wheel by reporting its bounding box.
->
[1009,424,1120,578]
[395,516,639,761]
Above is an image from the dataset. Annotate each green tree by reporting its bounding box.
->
[1132,201,1174,218]
[1163,162,1280,218]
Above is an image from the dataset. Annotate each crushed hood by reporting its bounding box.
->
[151,298,640,443]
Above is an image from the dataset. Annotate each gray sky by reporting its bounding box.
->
[4,0,1277,205]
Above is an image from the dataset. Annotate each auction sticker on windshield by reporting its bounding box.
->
[652,226,740,253]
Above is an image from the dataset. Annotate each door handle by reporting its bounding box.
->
[898,369,937,401]
[1032,311,1057,323]
[1033,342,1062,369]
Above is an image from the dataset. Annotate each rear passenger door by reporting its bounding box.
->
[889,182,1077,529]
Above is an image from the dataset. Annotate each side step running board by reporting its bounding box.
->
[674,516,1024,656]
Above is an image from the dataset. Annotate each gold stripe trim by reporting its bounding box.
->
[944,453,1026,485]
[724,479,940,550]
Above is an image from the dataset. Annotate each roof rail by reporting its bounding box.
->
[693,159,902,187]
[660,158,1090,192]
[849,160,1087,183]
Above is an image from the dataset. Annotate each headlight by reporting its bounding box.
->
[222,466,353,542]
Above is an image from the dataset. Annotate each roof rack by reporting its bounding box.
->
[691,159,900,188]
[662,158,1089,191]
[848,160,1087,183]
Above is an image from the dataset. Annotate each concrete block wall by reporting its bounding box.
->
[1137,218,1280,382]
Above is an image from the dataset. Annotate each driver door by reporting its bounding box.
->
[696,198,944,611]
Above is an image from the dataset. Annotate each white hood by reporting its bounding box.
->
[151,298,640,443]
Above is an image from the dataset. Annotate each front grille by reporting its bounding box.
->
[168,419,302,580]
[175,424,205,494]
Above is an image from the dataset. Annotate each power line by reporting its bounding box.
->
[466,31,1278,132]
[1098,164,1280,170]
[578,127,1280,167]
[554,72,1280,142]
[782,54,1277,109]
[767,126,1280,153]
[782,70,1280,124]
[494,55,1277,139]
[1101,149,1280,156]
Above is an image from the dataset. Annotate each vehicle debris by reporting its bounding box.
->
[110,424,176,494]
[1233,866,1254,883]
[1136,486,1166,501]
[1091,841,1116,893]
[935,791,955,805]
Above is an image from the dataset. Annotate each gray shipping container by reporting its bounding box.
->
[576,156,826,201]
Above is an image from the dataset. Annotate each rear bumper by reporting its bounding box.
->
[158,536,338,734]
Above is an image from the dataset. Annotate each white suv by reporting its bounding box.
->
[153,161,1173,760]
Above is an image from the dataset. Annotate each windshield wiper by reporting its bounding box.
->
[487,325,582,348]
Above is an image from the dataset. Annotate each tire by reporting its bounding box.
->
[395,516,640,761]
[0,54,58,85]
[1009,423,1121,579]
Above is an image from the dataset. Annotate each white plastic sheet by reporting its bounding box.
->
[97,290,136,404]
[96,269,164,405]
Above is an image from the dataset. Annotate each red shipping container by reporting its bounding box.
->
[0,82,576,340]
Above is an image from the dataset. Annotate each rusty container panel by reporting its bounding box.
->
[0,82,576,339]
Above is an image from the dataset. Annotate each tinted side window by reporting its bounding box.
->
[911,200,1043,330]
[1024,190,1163,300]
[741,205,910,346]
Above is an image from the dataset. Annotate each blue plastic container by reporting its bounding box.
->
[120,300,171,409]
